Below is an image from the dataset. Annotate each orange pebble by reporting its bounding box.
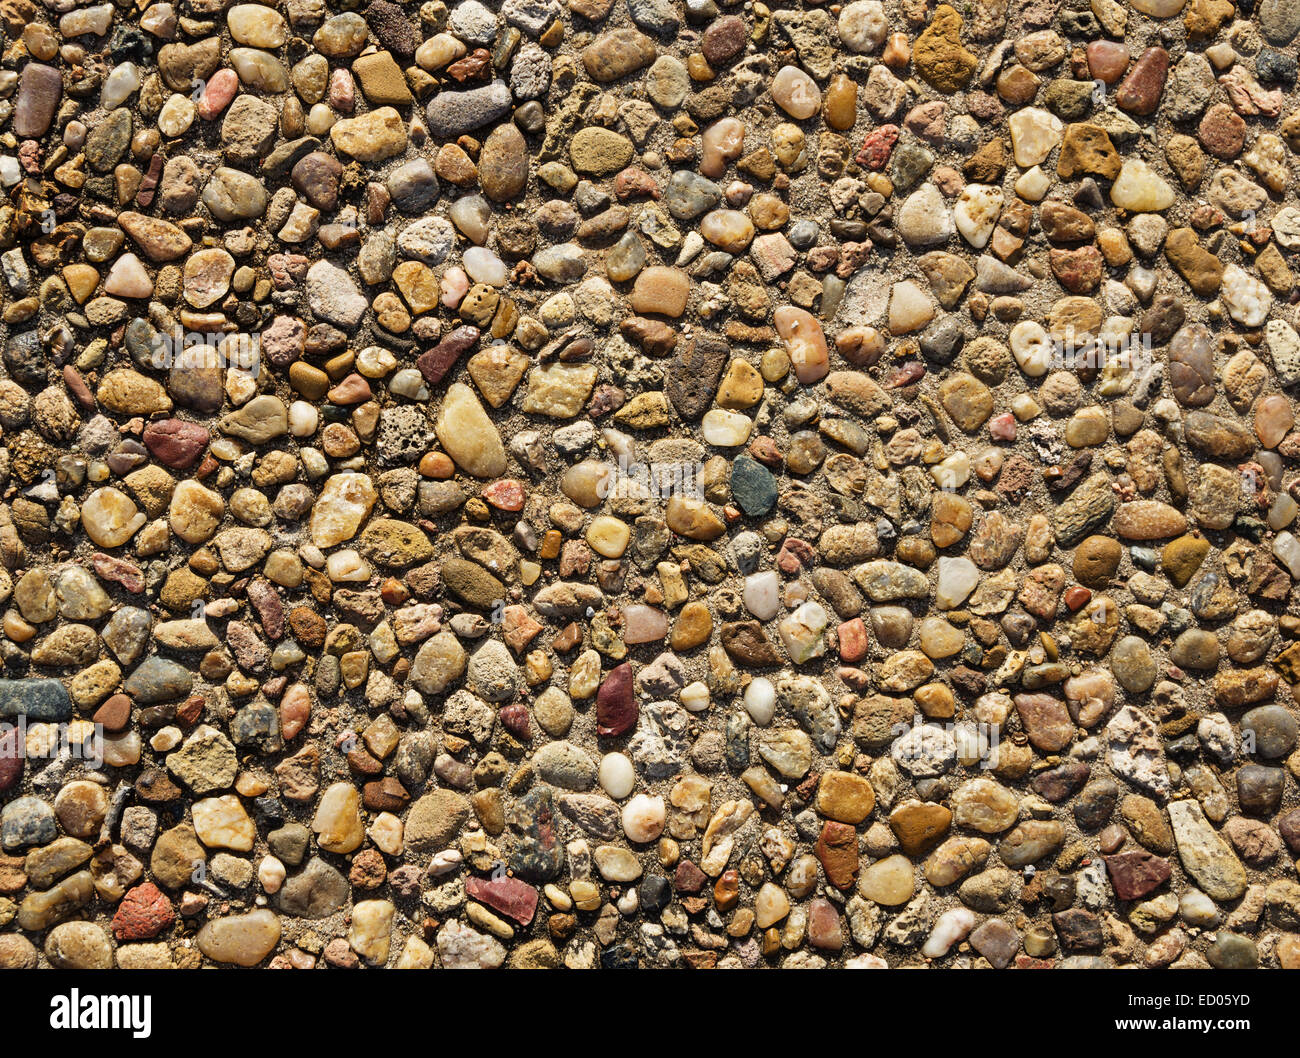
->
[420,451,454,478]
[882,32,910,68]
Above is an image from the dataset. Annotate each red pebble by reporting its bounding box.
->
[674,860,707,893]
[92,552,146,593]
[1114,46,1169,117]
[855,124,899,170]
[112,883,176,941]
[885,361,926,388]
[614,167,661,200]
[1086,40,1129,84]
[0,728,23,793]
[176,695,204,726]
[328,68,355,112]
[417,325,480,386]
[499,703,531,741]
[17,139,41,175]
[596,662,637,737]
[280,684,311,741]
[837,618,869,663]
[1064,585,1092,611]
[465,876,539,925]
[62,366,96,412]
[747,435,783,467]
[483,479,525,511]
[143,419,210,469]
[776,538,816,574]
[380,578,410,605]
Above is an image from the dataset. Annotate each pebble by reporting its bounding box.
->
[15,64,62,138]
[436,384,507,478]
[858,854,915,905]
[571,128,635,176]
[426,82,513,139]
[774,307,829,383]
[598,754,636,798]
[896,183,955,248]
[770,66,821,120]
[1110,159,1176,211]
[1009,108,1063,167]
[196,909,281,966]
[840,1,887,52]
[1168,801,1247,901]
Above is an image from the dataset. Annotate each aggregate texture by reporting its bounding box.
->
[0,0,1298,970]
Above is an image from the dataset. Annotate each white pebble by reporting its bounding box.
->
[1220,263,1272,327]
[356,345,397,378]
[930,451,970,491]
[1179,888,1220,927]
[953,184,1002,249]
[744,676,776,725]
[389,368,430,401]
[288,400,318,437]
[1272,531,1300,579]
[921,907,976,958]
[1014,165,1051,201]
[743,570,780,620]
[101,62,141,109]
[680,681,711,712]
[149,726,182,752]
[1010,320,1053,378]
[838,0,886,51]
[936,556,979,609]
[258,856,286,895]
[598,753,635,798]
[307,103,335,134]
[701,408,753,446]
[464,246,508,287]
[621,793,666,843]
[299,543,326,569]
[428,850,462,876]
[325,549,371,582]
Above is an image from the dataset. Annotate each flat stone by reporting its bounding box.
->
[1168,800,1247,901]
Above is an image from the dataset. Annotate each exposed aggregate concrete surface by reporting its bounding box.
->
[0,0,1298,970]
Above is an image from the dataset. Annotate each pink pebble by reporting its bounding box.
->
[197,69,238,120]
[326,373,372,405]
[280,684,311,741]
[990,412,1017,441]
[931,165,964,196]
[1086,40,1130,85]
[441,267,469,309]
[18,140,42,175]
[724,180,753,206]
[329,69,355,112]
